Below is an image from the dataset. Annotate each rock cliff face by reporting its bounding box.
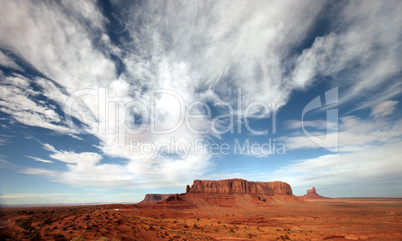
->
[186,178,292,195]
[139,194,173,204]
[145,179,301,208]
[307,187,317,194]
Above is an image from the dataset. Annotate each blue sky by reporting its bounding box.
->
[0,0,402,205]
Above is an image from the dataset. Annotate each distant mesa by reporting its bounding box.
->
[139,194,174,204]
[300,187,329,199]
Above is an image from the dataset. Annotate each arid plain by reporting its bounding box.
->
[1,179,401,241]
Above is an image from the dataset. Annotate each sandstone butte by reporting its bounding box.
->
[300,187,329,199]
[139,194,174,204]
[150,178,302,208]
[186,178,293,195]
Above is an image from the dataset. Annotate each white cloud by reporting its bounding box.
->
[285,120,329,130]
[0,193,71,199]
[284,115,402,151]
[25,143,213,189]
[370,101,398,118]
[21,168,59,177]
[290,1,402,105]
[47,147,102,165]
[139,0,324,112]
[0,134,10,146]
[0,0,116,91]
[26,156,54,163]
[0,75,81,137]
[0,50,22,71]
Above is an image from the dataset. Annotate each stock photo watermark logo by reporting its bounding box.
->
[63,87,336,156]
[129,138,286,159]
[302,87,339,153]
[64,88,281,142]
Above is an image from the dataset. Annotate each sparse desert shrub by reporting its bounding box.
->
[16,217,37,235]
[25,231,42,241]
[70,234,85,241]
[248,233,257,238]
[53,233,67,241]
[229,228,235,233]
[278,235,290,240]
[0,231,12,240]
[43,217,53,225]
[95,238,109,241]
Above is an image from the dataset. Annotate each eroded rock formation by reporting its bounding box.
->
[301,187,329,199]
[143,179,300,208]
[186,178,293,195]
[139,194,173,204]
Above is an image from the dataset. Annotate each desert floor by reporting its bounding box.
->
[1,198,401,241]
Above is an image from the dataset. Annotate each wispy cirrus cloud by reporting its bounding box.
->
[0,0,401,192]
[284,113,402,152]
[291,1,402,106]
[0,193,72,199]
[370,101,399,118]
[0,49,22,71]
[26,156,54,164]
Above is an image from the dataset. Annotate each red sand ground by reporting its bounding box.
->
[1,197,401,241]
